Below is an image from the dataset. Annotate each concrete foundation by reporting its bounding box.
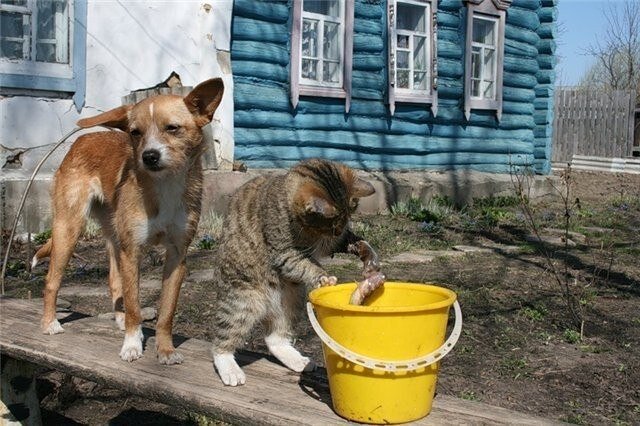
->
[2,168,558,235]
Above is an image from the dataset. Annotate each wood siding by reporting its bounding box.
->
[552,88,636,162]
[231,0,557,174]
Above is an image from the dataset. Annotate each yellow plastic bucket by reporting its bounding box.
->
[307,282,461,424]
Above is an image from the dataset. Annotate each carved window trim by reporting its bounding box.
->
[387,0,438,116]
[464,0,510,121]
[290,0,354,113]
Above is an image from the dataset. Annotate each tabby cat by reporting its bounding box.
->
[210,158,376,386]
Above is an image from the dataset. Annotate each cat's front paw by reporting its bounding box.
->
[213,352,246,386]
[316,275,337,287]
[266,334,316,373]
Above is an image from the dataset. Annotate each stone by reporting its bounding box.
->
[141,307,157,321]
[56,299,72,309]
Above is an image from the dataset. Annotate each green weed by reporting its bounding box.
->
[563,329,582,344]
[521,305,547,321]
[33,229,51,245]
[459,390,478,401]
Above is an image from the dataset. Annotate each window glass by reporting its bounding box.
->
[0,11,29,59]
[1,0,69,64]
[394,0,429,93]
[300,0,343,86]
[36,0,69,63]
[472,18,495,45]
[303,0,340,18]
[470,16,497,100]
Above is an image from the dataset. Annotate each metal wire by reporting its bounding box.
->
[1,126,88,295]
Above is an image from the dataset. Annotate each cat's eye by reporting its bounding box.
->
[165,124,180,133]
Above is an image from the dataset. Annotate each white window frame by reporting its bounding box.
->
[0,0,73,80]
[387,0,437,116]
[290,0,354,113]
[299,8,344,88]
[464,0,510,121]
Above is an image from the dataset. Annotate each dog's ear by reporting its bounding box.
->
[183,78,224,127]
[77,105,132,131]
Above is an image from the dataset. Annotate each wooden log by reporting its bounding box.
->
[437,12,461,29]
[537,39,557,55]
[504,56,539,75]
[503,72,539,89]
[234,128,534,155]
[504,26,539,46]
[354,18,383,35]
[0,356,42,425]
[438,28,463,44]
[439,0,464,12]
[0,298,567,426]
[353,34,384,53]
[232,17,289,44]
[353,54,385,72]
[355,1,383,19]
[506,8,541,31]
[352,70,385,89]
[538,7,558,23]
[231,40,289,66]
[537,23,558,39]
[233,0,289,23]
[232,61,288,83]
[504,39,539,58]
[438,40,464,60]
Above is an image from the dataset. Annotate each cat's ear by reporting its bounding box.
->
[305,196,337,218]
[352,178,375,198]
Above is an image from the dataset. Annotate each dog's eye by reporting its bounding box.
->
[165,124,180,133]
[130,129,141,137]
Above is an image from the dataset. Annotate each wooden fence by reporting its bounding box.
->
[552,88,636,162]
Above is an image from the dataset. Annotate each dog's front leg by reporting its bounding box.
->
[155,244,186,365]
[118,248,144,362]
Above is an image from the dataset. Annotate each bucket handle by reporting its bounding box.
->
[306,300,462,372]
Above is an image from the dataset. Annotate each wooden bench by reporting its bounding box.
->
[0,297,562,425]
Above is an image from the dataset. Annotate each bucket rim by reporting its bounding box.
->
[308,281,457,313]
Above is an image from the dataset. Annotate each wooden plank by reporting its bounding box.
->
[0,298,563,426]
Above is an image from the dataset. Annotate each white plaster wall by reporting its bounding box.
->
[0,0,234,173]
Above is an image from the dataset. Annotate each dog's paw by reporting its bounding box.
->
[42,319,64,335]
[158,349,184,365]
[317,275,338,287]
[265,334,316,373]
[119,327,143,362]
[213,353,246,386]
[115,312,126,331]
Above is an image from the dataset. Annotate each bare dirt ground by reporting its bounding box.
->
[2,170,640,425]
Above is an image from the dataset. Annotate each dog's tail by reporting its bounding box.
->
[32,239,52,269]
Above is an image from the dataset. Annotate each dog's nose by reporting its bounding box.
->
[142,149,161,168]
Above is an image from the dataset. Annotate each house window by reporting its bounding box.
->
[0,0,87,110]
[464,0,510,121]
[470,15,497,100]
[387,0,437,116]
[290,0,354,112]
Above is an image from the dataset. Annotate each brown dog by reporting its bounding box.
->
[32,78,224,364]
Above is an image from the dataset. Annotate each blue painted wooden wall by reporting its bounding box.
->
[231,0,557,174]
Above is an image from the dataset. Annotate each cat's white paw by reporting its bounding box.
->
[42,319,64,335]
[265,334,316,373]
[213,352,246,386]
[115,312,125,331]
[317,275,338,287]
[119,326,143,362]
